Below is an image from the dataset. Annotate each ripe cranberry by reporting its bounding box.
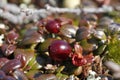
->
[45,20,61,33]
[49,40,72,61]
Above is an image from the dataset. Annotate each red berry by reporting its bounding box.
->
[45,20,60,33]
[49,40,72,61]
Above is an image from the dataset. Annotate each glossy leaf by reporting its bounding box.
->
[56,66,65,73]
[37,38,56,52]
[15,53,26,68]
[6,30,19,44]
[21,29,44,45]
[60,24,77,38]
[4,76,16,80]
[74,42,83,55]
[13,69,28,80]
[1,59,21,73]
[56,73,68,80]
[73,66,82,76]
[108,23,120,32]
[0,58,9,69]
[76,27,90,41]
[30,61,42,70]
[35,74,57,80]
[0,70,6,80]
[98,17,113,28]
[94,45,107,55]
[80,39,96,54]
[14,49,34,67]
[26,70,40,80]
[27,55,42,70]
[94,29,106,42]
[1,44,16,56]
[14,49,42,70]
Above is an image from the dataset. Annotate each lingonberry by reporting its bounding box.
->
[48,40,72,61]
[45,20,61,33]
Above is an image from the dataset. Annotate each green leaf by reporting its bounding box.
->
[56,73,68,80]
[26,70,40,80]
[94,45,107,55]
[56,66,65,73]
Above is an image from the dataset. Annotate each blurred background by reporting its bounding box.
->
[0,0,120,9]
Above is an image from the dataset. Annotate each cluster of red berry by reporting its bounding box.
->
[42,17,94,66]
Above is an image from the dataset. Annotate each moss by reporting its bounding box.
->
[106,35,120,64]
[109,11,120,23]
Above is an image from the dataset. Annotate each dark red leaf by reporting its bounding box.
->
[72,54,87,66]
[84,53,94,63]
[74,43,83,56]
[1,59,21,73]
[6,30,19,44]
[0,70,6,80]
[1,44,16,56]
[0,58,9,69]
[22,30,44,45]
[15,53,26,68]
[4,76,16,80]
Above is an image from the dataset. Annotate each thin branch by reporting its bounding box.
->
[0,3,114,24]
[0,3,20,14]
